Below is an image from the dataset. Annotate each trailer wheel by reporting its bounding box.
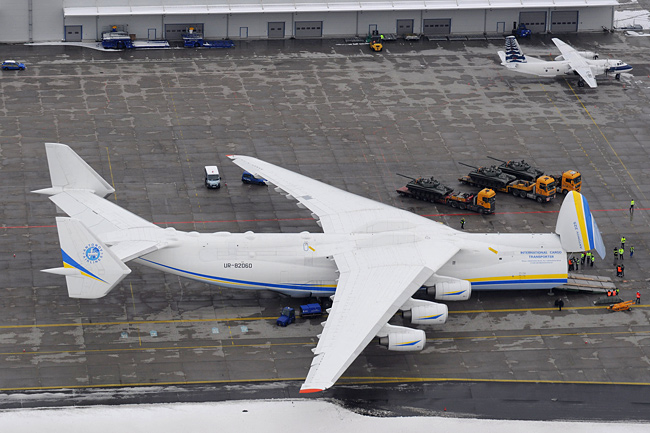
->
[562,189,568,194]
[450,201,457,208]
[459,203,467,210]
[512,190,518,197]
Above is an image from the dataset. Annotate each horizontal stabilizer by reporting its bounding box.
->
[32,143,114,197]
[556,191,605,258]
[50,217,131,299]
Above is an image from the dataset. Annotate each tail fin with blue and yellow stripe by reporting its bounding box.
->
[555,191,606,258]
[42,217,131,299]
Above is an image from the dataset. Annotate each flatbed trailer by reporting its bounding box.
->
[396,185,495,214]
[487,157,581,194]
[459,174,556,203]
[182,34,235,48]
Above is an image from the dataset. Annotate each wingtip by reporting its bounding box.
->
[299,388,324,394]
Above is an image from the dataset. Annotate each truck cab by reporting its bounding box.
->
[534,176,557,201]
[559,170,581,194]
[476,189,496,213]
[242,171,267,185]
[276,307,296,327]
[204,165,221,189]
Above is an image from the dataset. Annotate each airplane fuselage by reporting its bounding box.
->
[505,56,632,79]
[133,229,567,297]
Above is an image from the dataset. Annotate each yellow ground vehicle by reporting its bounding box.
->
[550,170,582,194]
[369,35,383,52]
[607,300,634,312]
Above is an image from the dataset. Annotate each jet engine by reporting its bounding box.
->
[401,298,448,325]
[427,279,471,301]
[377,324,425,352]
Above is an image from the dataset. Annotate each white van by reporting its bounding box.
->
[204,165,221,189]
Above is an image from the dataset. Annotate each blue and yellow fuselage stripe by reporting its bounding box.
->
[138,257,337,293]
[573,192,593,251]
[61,249,107,283]
[468,273,567,287]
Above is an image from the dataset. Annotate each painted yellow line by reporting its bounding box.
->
[0,304,646,330]
[565,80,646,201]
[3,374,650,393]
[0,341,315,357]
[338,376,650,387]
[105,146,117,201]
[428,329,650,342]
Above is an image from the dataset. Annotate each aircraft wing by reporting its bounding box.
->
[300,241,459,393]
[552,38,598,88]
[228,155,448,234]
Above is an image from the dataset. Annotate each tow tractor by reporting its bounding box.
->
[513,23,531,38]
[276,307,296,327]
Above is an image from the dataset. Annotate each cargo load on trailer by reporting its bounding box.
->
[396,174,495,214]
[487,156,581,194]
[458,163,556,203]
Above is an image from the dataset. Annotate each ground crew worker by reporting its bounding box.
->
[581,252,585,265]
[630,246,634,257]
[630,200,635,214]
[616,288,620,296]
[621,237,626,249]
[613,247,619,263]
[555,298,564,311]
[590,253,595,267]
[619,248,625,260]
[616,265,623,277]
[607,289,612,297]
[637,291,641,304]
[460,218,465,230]
[568,257,574,271]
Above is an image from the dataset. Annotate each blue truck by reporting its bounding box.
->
[182,33,235,48]
[276,303,323,326]
[101,31,134,49]
[242,171,267,185]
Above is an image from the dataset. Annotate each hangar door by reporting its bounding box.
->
[295,21,322,37]
[65,26,82,42]
[518,12,546,34]
[165,24,204,41]
[423,19,451,35]
[551,11,578,33]
[268,22,285,38]
[397,19,414,36]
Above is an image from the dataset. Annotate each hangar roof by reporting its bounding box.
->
[64,0,618,17]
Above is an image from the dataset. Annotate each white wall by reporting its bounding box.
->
[0,1,617,43]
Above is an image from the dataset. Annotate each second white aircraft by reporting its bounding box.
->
[498,36,632,88]
[36,143,605,393]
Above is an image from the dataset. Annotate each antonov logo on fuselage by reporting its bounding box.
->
[83,243,103,264]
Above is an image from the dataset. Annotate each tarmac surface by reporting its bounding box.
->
[1,33,650,419]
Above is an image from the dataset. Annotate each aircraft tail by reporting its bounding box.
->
[555,191,606,259]
[503,36,527,64]
[42,217,131,299]
[32,143,115,197]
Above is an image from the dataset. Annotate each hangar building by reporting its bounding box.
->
[0,0,617,43]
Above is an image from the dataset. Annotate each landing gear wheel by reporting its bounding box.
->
[615,73,621,80]
[578,79,585,87]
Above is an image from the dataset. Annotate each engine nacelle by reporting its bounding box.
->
[427,279,471,301]
[377,324,425,352]
[401,299,448,325]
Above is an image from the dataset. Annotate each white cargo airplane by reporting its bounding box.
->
[498,36,632,88]
[35,143,605,393]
